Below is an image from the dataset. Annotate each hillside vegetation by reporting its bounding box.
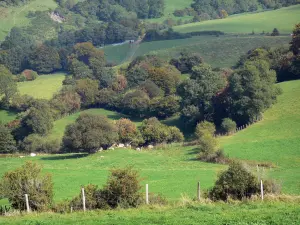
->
[221,80,300,194]
[0,0,58,41]
[174,5,300,34]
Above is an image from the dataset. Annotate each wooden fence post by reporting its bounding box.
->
[25,194,30,213]
[82,188,86,212]
[197,182,201,201]
[146,184,149,204]
[260,180,264,201]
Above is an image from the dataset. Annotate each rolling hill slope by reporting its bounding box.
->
[174,5,300,34]
[221,80,300,194]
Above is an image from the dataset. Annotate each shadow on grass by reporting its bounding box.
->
[40,153,89,160]
[186,148,200,161]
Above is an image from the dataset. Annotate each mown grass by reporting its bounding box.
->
[221,80,300,194]
[0,0,58,41]
[104,35,290,67]
[1,202,300,224]
[17,73,65,100]
[174,5,300,34]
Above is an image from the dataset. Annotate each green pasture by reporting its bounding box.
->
[17,73,65,100]
[0,0,58,41]
[1,202,300,224]
[221,80,300,194]
[104,35,290,68]
[174,5,300,34]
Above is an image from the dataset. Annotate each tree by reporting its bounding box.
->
[170,51,203,74]
[150,95,180,118]
[0,65,17,107]
[228,59,279,125]
[0,162,53,211]
[62,114,118,153]
[290,23,300,76]
[23,101,54,136]
[75,78,99,107]
[116,118,144,146]
[195,121,216,139]
[271,28,280,36]
[122,90,150,117]
[221,118,237,134]
[208,162,259,201]
[0,123,17,153]
[29,45,61,73]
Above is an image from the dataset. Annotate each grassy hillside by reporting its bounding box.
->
[18,73,65,100]
[174,5,300,34]
[105,35,290,67]
[1,202,300,224]
[221,80,300,194]
[0,0,58,41]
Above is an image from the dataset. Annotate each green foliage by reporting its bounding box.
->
[228,59,279,125]
[75,78,99,107]
[122,90,150,117]
[195,121,216,139]
[140,117,184,144]
[20,70,38,81]
[0,65,17,107]
[170,51,203,74]
[271,28,280,36]
[23,101,54,136]
[221,118,237,134]
[70,184,99,211]
[0,162,53,211]
[21,134,61,154]
[290,23,300,75]
[29,45,61,73]
[178,64,226,126]
[208,162,259,201]
[150,95,180,118]
[62,113,118,153]
[116,118,144,146]
[0,123,17,153]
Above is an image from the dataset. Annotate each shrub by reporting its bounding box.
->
[221,118,237,134]
[116,118,144,146]
[195,121,216,139]
[70,184,98,211]
[21,134,61,154]
[101,167,142,208]
[0,162,53,211]
[52,200,71,214]
[208,162,259,201]
[62,114,118,153]
[139,117,184,145]
[20,70,38,81]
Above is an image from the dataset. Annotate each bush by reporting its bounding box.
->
[20,70,38,81]
[139,117,184,145]
[21,134,61,154]
[0,123,17,153]
[221,118,237,134]
[208,162,259,201]
[101,167,142,208]
[52,200,71,214]
[195,121,216,139]
[0,162,53,211]
[116,118,144,146]
[62,114,118,153]
[70,184,99,211]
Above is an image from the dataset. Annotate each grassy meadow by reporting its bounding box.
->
[174,5,300,34]
[105,35,290,67]
[0,0,58,41]
[1,202,300,224]
[1,80,300,205]
[17,73,65,100]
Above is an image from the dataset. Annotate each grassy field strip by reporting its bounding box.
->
[17,73,65,100]
[174,5,300,34]
[0,110,17,123]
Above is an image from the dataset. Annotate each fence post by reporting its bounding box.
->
[25,194,30,213]
[82,188,86,212]
[197,182,201,201]
[146,184,149,205]
[260,180,264,201]
[70,207,73,213]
